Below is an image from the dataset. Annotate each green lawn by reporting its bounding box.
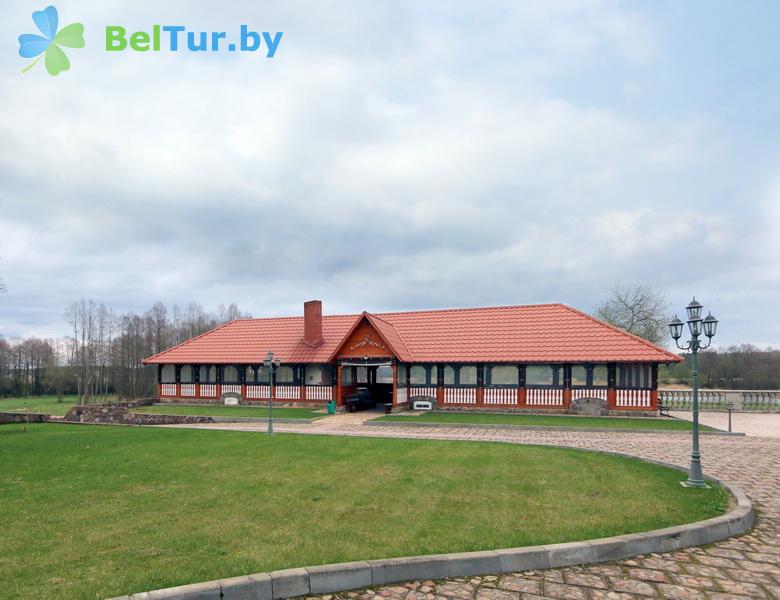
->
[0,424,726,599]
[0,395,77,416]
[375,411,716,431]
[133,404,325,419]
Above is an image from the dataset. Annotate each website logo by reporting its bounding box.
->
[18,5,85,76]
[105,26,282,58]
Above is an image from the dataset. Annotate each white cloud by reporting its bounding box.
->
[0,1,777,346]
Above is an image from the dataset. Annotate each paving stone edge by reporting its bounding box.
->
[106,451,754,600]
[364,419,743,435]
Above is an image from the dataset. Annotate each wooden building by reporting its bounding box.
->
[143,300,681,413]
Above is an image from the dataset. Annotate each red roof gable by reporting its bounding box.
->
[143,303,682,365]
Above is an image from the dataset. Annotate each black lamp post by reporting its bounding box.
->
[669,297,718,488]
[264,351,280,435]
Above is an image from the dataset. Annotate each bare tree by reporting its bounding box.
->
[596,283,670,346]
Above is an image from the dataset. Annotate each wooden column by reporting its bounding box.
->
[476,365,485,407]
[436,364,444,407]
[392,363,398,409]
[650,363,659,410]
[336,364,344,406]
[518,364,526,407]
[562,364,572,410]
[607,363,618,410]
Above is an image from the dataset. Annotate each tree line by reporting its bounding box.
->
[0,300,250,400]
[661,344,780,390]
[1,284,778,399]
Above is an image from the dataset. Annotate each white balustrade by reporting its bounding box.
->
[443,387,477,404]
[246,385,270,399]
[526,388,564,406]
[484,388,518,405]
[200,384,217,398]
[616,389,651,408]
[306,385,332,401]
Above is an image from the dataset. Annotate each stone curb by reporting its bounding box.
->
[49,417,320,428]
[364,419,744,436]
[106,458,754,600]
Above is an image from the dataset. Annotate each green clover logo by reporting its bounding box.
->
[18,5,84,76]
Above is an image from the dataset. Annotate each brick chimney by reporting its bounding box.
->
[303,300,323,348]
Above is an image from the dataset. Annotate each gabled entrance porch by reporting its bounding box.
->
[330,312,408,411]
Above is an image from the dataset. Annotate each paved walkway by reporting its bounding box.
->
[169,415,780,599]
[670,410,780,438]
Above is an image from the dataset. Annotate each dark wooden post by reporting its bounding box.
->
[436,363,445,407]
[562,364,572,409]
[607,363,617,410]
[336,364,344,406]
[518,364,526,406]
[476,364,485,407]
[650,363,659,410]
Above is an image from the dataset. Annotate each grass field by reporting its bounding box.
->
[133,404,325,419]
[0,395,78,416]
[375,411,716,431]
[0,424,727,599]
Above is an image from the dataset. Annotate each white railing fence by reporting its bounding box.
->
[526,388,564,406]
[659,389,780,412]
[484,388,518,405]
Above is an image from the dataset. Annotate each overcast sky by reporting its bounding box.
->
[1,1,779,346]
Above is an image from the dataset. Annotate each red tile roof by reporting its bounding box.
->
[143,303,682,365]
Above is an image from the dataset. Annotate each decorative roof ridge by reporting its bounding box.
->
[230,302,566,323]
[373,302,563,318]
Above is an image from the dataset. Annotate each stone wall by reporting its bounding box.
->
[64,404,213,426]
[0,412,50,424]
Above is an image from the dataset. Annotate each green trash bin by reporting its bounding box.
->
[327,400,336,414]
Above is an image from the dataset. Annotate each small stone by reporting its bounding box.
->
[589,592,634,600]
[696,555,738,569]
[716,579,768,597]
[498,576,541,594]
[563,572,608,589]
[627,568,667,583]
[670,573,717,589]
[474,589,519,600]
[610,577,656,597]
[543,571,564,583]
[541,582,588,600]
[655,583,706,599]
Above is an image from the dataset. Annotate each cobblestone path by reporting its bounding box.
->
[171,414,780,599]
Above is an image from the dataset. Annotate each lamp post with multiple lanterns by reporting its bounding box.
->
[668,298,719,488]
[264,351,280,435]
